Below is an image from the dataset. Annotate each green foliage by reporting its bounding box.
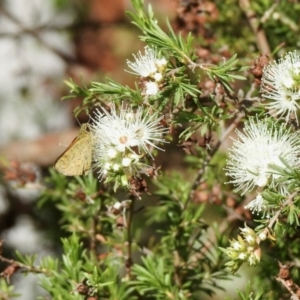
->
[63,80,96,116]
[213,1,300,55]
[40,171,116,236]
[0,279,19,299]
[37,234,135,300]
[89,80,143,104]
[225,282,264,300]
[31,168,229,299]
[131,256,185,300]
[206,54,247,93]
[128,0,195,63]
[64,0,247,119]
[140,172,229,298]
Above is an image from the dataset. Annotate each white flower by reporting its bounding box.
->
[122,157,131,167]
[126,46,166,78]
[232,241,242,250]
[113,164,120,171]
[238,253,247,260]
[261,51,300,122]
[113,201,122,210]
[258,232,267,241]
[244,194,267,214]
[127,107,168,156]
[225,118,300,194]
[107,148,117,158]
[248,253,259,265]
[244,235,254,244]
[90,104,168,180]
[153,73,163,82]
[145,81,159,95]
[156,58,167,68]
[104,162,111,170]
[240,227,251,234]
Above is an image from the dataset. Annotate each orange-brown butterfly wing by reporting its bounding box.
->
[53,124,93,176]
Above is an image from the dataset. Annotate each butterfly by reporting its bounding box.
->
[54,123,93,176]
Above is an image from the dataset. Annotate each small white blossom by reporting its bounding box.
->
[153,73,163,82]
[107,148,117,158]
[244,194,267,214]
[91,104,168,181]
[225,118,300,194]
[126,46,165,78]
[245,235,254,244]
[238,253,247,260]
[113,164,120,171]
[156,58,167,68]
[104,162,111,170]
[145,81,159,95]
[261,51,300,123]
[113,201,122,210]
[248,253,257,265]
[240,227,251,234]
[125,112,134,121]
[232,241,242,250]
[258,232,267,241]
[122,157,131,167]
[129,153,140,160]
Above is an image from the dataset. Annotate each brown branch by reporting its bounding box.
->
[125,195,136,278]
[90,216,97,255]
[0,255,52,276]
[0,293,9,300]
[276,276,300,300]
[186,112,244,209]
[276,261,300,300]
[239,0,272,54]
[267,192,297,230]
[252,192,299,243]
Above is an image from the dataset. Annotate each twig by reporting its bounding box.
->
[90,216,97,255]
[251,192,299,243]
[267,192,297,229]
[187,61,215,72]
[239,0,271,54]
[275,276,299,300]
[186,112,244,209]
[245,83,258,99]
[260,2,279,24]
[0,255,51,275]
[125,195,137,278]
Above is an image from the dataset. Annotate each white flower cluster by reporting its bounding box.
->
[224,224,261,273]
[90,104,168,183]
[225,118,300,213]
[261,51,300,123]
[244,194,268,215]
[126,46,167,96]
